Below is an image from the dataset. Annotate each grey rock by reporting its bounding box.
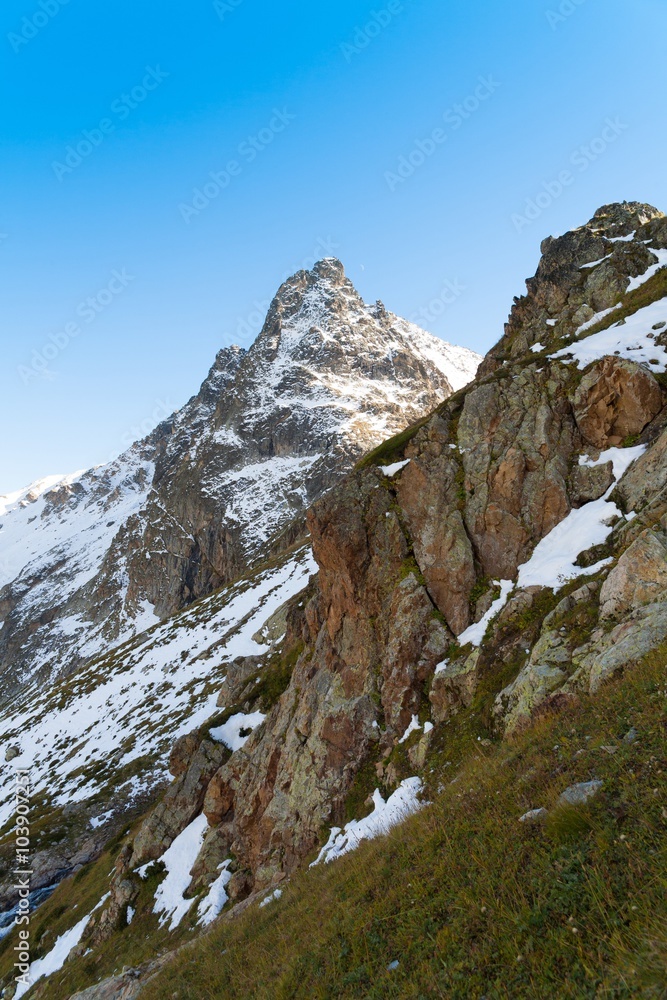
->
[599,527,667,618]
[518,808,548,824]
[495,663,568,735]
[585,600,667,694]
[558,780,604,807]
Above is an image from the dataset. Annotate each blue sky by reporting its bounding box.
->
[1,0,666,493]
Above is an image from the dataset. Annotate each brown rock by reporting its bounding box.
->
[459,368,574,580]
[572,357,663,449]
[169,731,201,778]
[397,449,476,635]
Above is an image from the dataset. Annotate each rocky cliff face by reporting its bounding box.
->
[100,201,667,919]
[0,259,479,704]
[5,203,667,1000]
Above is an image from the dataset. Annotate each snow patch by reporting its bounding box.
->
[14,894,109,999]
[517,446,645,589]
[457,581,514,647]
[580,255,611,269]
[209,711,266,752]
[552,296,667,372]
[197,861,233,926]
[398,715,421,743]
[380,459,410,478]
[455,446,646,646]
[152,814,208,931]
[626,249,667,292]
[312,777,424,865]
[90,809,114,830]
[259,888,283,908]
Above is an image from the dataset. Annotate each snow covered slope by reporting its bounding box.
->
[0,258,480,702]
[0,544,316,908]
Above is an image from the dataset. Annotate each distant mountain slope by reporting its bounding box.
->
[0,543,315,916]
[0,258,480,702]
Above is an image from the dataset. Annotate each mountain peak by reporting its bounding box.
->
[588,200,664,236]
[0,264,480,704]
[310,256,346,281]
[480,200,667,372]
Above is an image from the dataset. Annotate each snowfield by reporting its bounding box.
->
[0,547,316,833]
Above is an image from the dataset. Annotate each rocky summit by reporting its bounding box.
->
[2,203,667,999]
[0,258,479,706]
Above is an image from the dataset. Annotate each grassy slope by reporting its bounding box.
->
[130,646,667,1000]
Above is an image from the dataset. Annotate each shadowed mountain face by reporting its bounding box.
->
[0,258,480,702]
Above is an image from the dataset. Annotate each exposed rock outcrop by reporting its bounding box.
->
[572,357,663,448]
[599,520,667,618]
[98,202,667,917]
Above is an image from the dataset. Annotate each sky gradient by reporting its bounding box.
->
[2,0,667,493]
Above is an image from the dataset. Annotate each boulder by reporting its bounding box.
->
[569,460,614,505]
[571,357,663,449]
[599,526,667,618]
[584,600,667,693]
[518,807,548,824]
[495,663,568,735]
[558,780,603,807]
[430,650,480,723]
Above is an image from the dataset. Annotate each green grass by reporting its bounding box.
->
[356,416,431,470]
[118,643,667,1000]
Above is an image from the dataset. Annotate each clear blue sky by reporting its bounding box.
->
[1,0,666,493]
